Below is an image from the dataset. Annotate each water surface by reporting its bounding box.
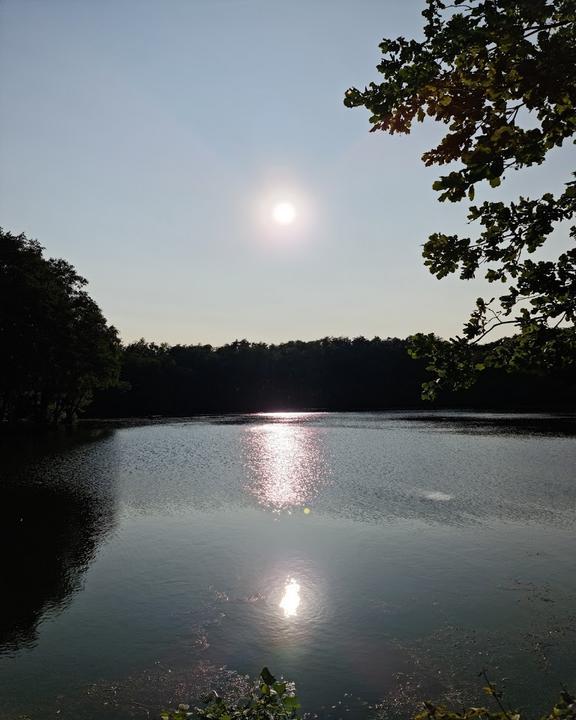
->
[1,412,576,718]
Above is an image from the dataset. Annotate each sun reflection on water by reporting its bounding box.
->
[279,578,301,618]
[255,412,313,420]
[243,417,328,510]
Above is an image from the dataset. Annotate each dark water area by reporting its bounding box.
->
[1,412,576,719]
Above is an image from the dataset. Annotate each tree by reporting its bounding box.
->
[344,0,576,398]
[0,229,121,424]
[87,335,576,417]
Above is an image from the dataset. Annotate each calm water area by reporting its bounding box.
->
[1,412,576,719]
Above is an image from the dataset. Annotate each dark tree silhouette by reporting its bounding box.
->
[3,230,572,422]
[344,0,576,397]
[0,229,121,425]
[88,335,576,418]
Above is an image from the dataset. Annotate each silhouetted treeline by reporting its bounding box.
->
[87,336,576,417]
[0,230,121,425]
[3,229,574,425]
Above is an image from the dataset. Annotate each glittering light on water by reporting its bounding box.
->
[255,412,314,421]
[423,491,453,502]
[279,578,301,618]
[244,419,327,510]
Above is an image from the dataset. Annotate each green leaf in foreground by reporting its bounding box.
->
[161,668,575,720]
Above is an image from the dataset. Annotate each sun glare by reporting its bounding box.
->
[272,202,296,225]
[279,578,301,618]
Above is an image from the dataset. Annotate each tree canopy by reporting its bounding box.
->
[87,335,575,418]
[4,229,571,426]
[344,0,576,398]
[0,229,121,424]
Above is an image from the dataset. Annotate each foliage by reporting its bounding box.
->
[416,672,576,720]
[87,334,576,416]
[417,691,576,720]
[344,0,576,396]
[161,668,300,720]
[161,669,575,720]
[409,327,576,400]
[0,229,121,424]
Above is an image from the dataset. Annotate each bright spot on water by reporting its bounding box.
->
[256,411,312,419]
[279,578,301,618]
[245,421,326,510]
[423,491,453,502]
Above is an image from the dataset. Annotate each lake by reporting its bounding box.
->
[1,412,576,719]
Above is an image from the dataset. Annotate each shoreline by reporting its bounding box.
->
[2,408,575,435]
[80,408,576,428]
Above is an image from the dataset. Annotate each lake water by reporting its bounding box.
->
[1,412,576,719]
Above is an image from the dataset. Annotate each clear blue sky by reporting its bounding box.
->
[1,0,573,345]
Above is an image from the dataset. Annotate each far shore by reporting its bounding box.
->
[79,409,576,428]
[2,409,575,437]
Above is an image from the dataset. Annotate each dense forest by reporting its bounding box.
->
[87,335,576,418]
[2,228,574,426]
[0,229,121,425]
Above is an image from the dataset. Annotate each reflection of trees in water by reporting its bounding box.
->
[0,428,118,653]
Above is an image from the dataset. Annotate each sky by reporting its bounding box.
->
[1,0,574,346]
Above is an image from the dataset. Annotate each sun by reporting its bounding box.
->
[272,202,296,225]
